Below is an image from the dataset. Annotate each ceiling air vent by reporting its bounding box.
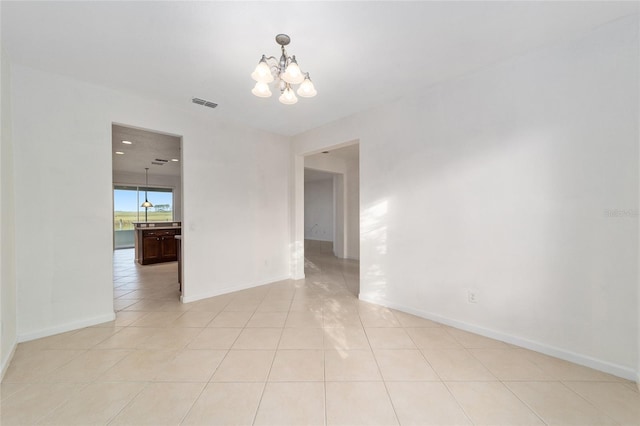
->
[155,158,169,163]
[151,161,165,166]
[192,97,218,109]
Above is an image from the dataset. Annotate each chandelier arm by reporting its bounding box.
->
[263,56,279,69]
[260,56,281,78]
[281,82,292,94]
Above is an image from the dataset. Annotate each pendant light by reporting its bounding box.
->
[141,167,153,222]
[251,34,317,105]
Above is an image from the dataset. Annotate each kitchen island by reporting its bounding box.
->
[133,222,182,265]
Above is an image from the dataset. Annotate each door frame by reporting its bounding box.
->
[291,139,359,279]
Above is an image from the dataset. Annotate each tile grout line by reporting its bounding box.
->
[249,289,292,425]
[500,380,551,426]
[104,380,151,425]
[190,314,261,424]
[361,305,402,425]
[557,380,620,424]
[461,339,550,424]
[439,381,477,425]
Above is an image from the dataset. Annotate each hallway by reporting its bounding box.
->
[1,247,638,425]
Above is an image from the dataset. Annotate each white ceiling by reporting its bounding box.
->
[112,125,181,177]
[2,2,638,137]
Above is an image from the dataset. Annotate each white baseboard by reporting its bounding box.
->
[1,340,17,381]
[360,294,637,382]
[181,274,293,304]
[17,312,116,343]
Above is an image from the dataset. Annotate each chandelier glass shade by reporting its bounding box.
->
[279,84,298,105]
[297,75,318,98]
[251,34,316,105]
[251,81,272,98]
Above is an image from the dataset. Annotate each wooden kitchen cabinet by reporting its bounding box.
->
[135,227,181,265]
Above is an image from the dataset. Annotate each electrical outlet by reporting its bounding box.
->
[467,290,478,303]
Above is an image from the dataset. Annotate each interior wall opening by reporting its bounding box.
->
[303,143,360,296]
[111,124,183,304]
[304,169,336,254]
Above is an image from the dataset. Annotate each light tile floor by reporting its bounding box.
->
[2,247,639,425]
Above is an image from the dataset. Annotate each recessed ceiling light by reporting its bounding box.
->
[122,140,132,144]
[115,151,124,155]
[171,158,179,162]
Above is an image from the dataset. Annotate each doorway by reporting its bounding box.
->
[302,143,360,295]
[112,124,182,250]
[304,169,336,253]
[111,124,183,304]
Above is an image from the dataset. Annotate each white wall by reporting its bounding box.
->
[293,16,639,380]
[346,157,360,260]
[304,178,334,242]
[333,174,345,259]
[10,64,291,340]
[290,154,305,280]
[113,170,182,221]
[1,45,17,377]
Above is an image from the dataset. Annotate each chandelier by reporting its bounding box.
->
[251,34,317,105]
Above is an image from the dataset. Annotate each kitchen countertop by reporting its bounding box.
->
[135,226,181,231]
[133,222,181,231]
